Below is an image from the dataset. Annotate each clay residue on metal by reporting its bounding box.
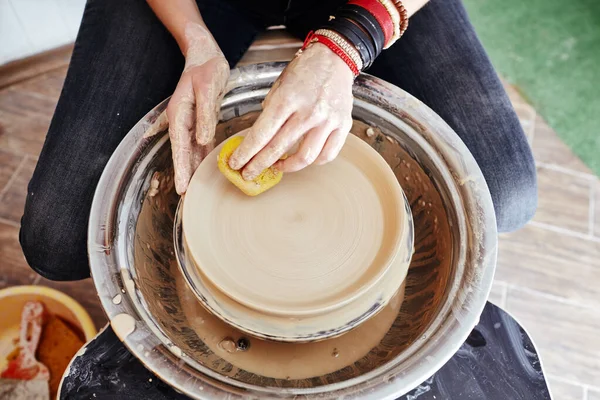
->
[353,121,453,360]
[170,345,183,358]
[121,269,136,299]
[148,174,160,197]
[112,294,122,305]
[218,338,237,354]
[111,314,136,340]
[129,114,453,389]
[143,111,168,139]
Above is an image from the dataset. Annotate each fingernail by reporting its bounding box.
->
[175,179,186,195]
[242,169,255,181]
[174,169,188,195]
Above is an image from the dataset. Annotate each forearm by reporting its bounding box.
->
[146,0,222,61]
[403,0,430,17]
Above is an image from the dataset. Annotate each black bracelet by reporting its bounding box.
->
[323,17,375,69]
[337,4,384,59]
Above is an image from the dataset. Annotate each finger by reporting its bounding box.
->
[173,133,193,196]
[267,77,283,98]
[228,101,291,171]
[189,136,213,177]
[144,111,168,139]
[274,125,331,173]
[167,82,195,194]
[241,114,310,180]
[179,138,211,194]
[314,128,350,166]
[195,86,217,146]
[195,66,228,145]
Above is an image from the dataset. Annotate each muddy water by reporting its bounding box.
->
[132,115,452,388]
[177,274,406,380]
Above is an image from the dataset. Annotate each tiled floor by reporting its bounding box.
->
[486,86,600,399]
[1,39,599,398]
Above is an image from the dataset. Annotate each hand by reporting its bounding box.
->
[167,25,229,194]
[228,43,354,180]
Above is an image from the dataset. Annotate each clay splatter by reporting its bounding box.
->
[111,313,136,339]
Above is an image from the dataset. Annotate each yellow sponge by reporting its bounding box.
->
[217,136,283,196]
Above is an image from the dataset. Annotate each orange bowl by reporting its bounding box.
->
[0,285,97,372]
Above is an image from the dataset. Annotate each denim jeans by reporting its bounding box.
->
[20,0,537,281]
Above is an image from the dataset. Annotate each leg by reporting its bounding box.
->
[367,0,537,232]
[20,0,263,281]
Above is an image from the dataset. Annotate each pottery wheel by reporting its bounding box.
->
[183,131,407,317]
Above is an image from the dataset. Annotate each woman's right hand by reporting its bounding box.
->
[167,25,230,194]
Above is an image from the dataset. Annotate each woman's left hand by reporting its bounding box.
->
[228,43,355,180]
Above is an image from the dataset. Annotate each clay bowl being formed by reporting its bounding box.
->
[89,62,497,399]
[178,130,414,342]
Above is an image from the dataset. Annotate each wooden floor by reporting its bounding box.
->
[1,38,599,399]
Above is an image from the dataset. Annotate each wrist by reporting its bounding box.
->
[181,23,224,69]
[301,0,410,73]
[308,42,357,79]
[302,33,360,78]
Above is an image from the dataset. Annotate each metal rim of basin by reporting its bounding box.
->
[88,62,497,399]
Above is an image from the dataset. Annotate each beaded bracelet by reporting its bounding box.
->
[300,0,409,76]
[310,35,361,76]
[392,0,409,38]
[301,29,364,76]
[313,29,364,71]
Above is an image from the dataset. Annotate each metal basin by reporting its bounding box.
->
[89,62,497,399]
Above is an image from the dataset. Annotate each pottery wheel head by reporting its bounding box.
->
[182,131,410,318]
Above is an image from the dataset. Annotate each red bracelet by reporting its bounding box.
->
[302,31,360,77]
[313,35,360,76]
[348,0,394,47]
[302,30,316,50]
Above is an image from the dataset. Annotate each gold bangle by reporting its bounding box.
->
[314,29,364,71]
[378,0,401,48]
[314,29,364,70]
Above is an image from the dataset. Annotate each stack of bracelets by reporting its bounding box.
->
[300,0,409,77]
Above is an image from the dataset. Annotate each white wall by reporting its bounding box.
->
[0,0,86,65]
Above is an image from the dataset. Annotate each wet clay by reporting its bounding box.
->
[183,132,408,317]
[179,231,410,342]
[132,115,452,389]
[111,314,135,340]
[177,273,405,380]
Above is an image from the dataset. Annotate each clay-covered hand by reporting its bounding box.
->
[167,25,230,194]
[228,43,354,180]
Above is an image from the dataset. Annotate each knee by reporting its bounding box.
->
[487,151,538,233]
[19,174,90,281]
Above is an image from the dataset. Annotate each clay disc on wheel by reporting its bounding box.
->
[183,130,407,317]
